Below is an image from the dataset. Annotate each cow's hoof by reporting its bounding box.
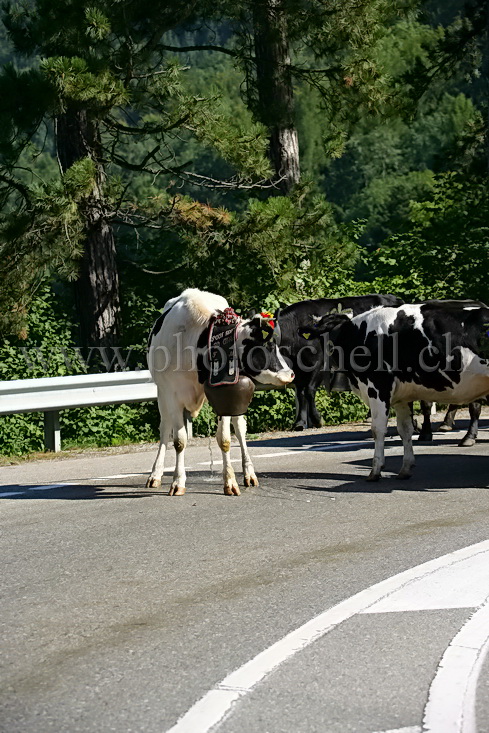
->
[366,472,381,482]
[292,423,306,431]
[396,471,412,480]
[224,481,240,496]
[146,477,161,488]
[438,423,453,432]
[244,474,259,487]
[169,484,186,496]
[417,433,433,442]
[459,437,476,447]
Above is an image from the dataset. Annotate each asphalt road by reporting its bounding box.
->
[2,413,489,733]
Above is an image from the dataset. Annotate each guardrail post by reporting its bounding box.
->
[184,409,193,440]
[44,411,61,452]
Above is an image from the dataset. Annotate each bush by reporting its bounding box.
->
[0,287,160,456]
[365,173,489,303]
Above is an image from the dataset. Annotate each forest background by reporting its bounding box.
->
[1,0,488,455]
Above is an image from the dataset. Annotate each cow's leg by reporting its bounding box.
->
[305,381,323,428]
[216,416,240,496]
[169,409,188,496]
[459,401,481,447]
[417,400,433,442]
[146,392,171,489]
[395,403,415,479]
[292,384,308,431]
[231,415,258,487]
[367,400,389,482]
[439,404,457,432]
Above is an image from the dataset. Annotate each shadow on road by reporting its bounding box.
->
[1,419,488,500]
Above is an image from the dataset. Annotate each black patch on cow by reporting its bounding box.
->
[196,324,211,384]
[478,322,489,360]
[147,303,175,350]
[368,386,378,399]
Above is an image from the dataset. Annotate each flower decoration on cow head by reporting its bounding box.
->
[260,311,275,329]
[215,307,242,327]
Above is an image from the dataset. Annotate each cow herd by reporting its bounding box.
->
[146,288,489,494]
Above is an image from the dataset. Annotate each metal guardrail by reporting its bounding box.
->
[0,370,167,452]
[0,370,281,454]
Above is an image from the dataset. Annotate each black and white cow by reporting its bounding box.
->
[299,300,489,481]
[276,294,403,430]
[146,288,294,495]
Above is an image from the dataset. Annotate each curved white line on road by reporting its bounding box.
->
[165,540,489,733]
[422,596,489,733]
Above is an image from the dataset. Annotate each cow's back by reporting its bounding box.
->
[348,301,489,405]
[278,294,403,352]
[148,288,228,377]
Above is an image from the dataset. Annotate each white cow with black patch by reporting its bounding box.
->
[300,300,489,481]
[147,288,294,495]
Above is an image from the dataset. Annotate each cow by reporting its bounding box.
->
[146,288,294,495]
[275,294,403,430]
[299,300,489,481]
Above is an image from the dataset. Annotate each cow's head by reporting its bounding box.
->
[237,310,294,386]
[298,312,354,371]
[299,311,352,340]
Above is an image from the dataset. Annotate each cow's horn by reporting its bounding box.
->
[273,307,281,343]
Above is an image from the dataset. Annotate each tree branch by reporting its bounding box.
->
[161,43,237,57]
[0,172,30,201]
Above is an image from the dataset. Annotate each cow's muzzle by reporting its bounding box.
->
[254,369,295,386]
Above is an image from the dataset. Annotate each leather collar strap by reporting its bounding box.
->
[208,309,241,386]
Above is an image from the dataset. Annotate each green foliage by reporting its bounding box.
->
[0,160,95,336]
[171,186,361,311]
[0,287,159,455]
[366,173,489,302]
[41,56,129,110]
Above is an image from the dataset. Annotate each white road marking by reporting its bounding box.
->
[165,540,489,733]
[197,439,375,466]
[373,727,421,733]
[362,551,489,612]
[423,596,489,733]
[95,473,145,480]
[0,491,25,498]
[27,483,75,491]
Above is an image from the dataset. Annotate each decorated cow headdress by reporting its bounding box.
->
[207,307,281,386]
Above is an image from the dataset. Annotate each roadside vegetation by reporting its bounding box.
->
[1,0,488,455]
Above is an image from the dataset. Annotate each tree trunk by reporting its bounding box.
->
[253,0,300,194]
[56,108,121,347]
[486,0,489,176]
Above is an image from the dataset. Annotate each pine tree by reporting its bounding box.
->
[162,0,413,192]
[0,0,271,343]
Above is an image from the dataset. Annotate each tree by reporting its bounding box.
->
[252,0,299,193]
[163,0,412,191]
[0,0,271,344]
